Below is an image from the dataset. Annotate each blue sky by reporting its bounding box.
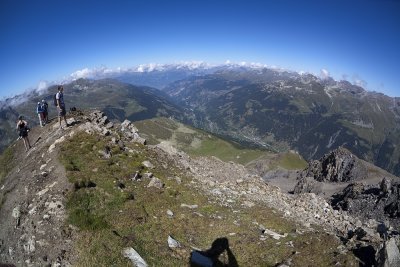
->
[1,0,399,98]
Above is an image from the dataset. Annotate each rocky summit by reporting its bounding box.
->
[0,109,399,266]
[301,147,367,183]
[293,147,397,196]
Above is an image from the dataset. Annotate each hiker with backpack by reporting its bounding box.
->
[55,85,68,129]
[42,99,49,123]
[16,115,31,152]
[36,102,45,127]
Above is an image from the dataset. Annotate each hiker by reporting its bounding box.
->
[56,85,68,129]
[36,102,44,127]
[16,115,31,151]
[42,99,49,123]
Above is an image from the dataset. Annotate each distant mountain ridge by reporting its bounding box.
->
[161,68,400,175]
[1,64,400,176]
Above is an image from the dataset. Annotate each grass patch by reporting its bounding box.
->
[188,138,266,165]
[134,117,176,144]
[59,131,356,266]
[276,152,307,170]
[0,146,15,184]
[67,189,109,230]
[135,117,269,165]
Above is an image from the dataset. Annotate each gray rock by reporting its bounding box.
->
[122,247,148,267]
[120,120,146,144]
[167,235,181,248]
[377,238,400,267]
[142,161,154,169]
[12,206,20,228]
[300,147,367,183]
[381,178,392,195]
[385,238,400,267]
[331,179,400,228]
[181,204,198,209]
[147,177,164,189]
[105,122,114,129]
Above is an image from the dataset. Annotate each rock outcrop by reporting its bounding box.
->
[294,147,368,194]
[331,178,400,229]
[304,147,367,182]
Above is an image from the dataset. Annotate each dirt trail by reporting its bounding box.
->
[0,119,77,267]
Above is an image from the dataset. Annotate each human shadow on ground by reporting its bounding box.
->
[190,237,239,267]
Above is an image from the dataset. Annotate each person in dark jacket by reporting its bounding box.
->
[16,115,31,151]
[42,99,49,123]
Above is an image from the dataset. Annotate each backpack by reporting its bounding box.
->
[53,94,58,106]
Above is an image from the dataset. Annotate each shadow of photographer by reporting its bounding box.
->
[190,237,239,267]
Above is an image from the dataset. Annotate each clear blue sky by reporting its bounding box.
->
[1,0,399,98]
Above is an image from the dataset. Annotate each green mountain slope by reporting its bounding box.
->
[164,70,400,175]
[134,117,307,169]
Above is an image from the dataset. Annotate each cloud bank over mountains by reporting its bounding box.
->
[1,61,373,107]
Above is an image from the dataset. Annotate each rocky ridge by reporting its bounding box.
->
[0,110,399,266]
[0,110,149,266]
[154,138,400,265]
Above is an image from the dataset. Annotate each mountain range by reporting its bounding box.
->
[1,61,400,265]
[1,63,399,176]
[160,67,400,175]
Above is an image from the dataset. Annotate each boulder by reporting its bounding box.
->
[377,238,400,267]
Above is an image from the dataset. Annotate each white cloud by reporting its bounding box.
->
[352,74,367,88]
[320,69,330,79]
[37,80,48,91]
[135,63,163,72]
[70,68,93,79]
[353,79,367,88]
